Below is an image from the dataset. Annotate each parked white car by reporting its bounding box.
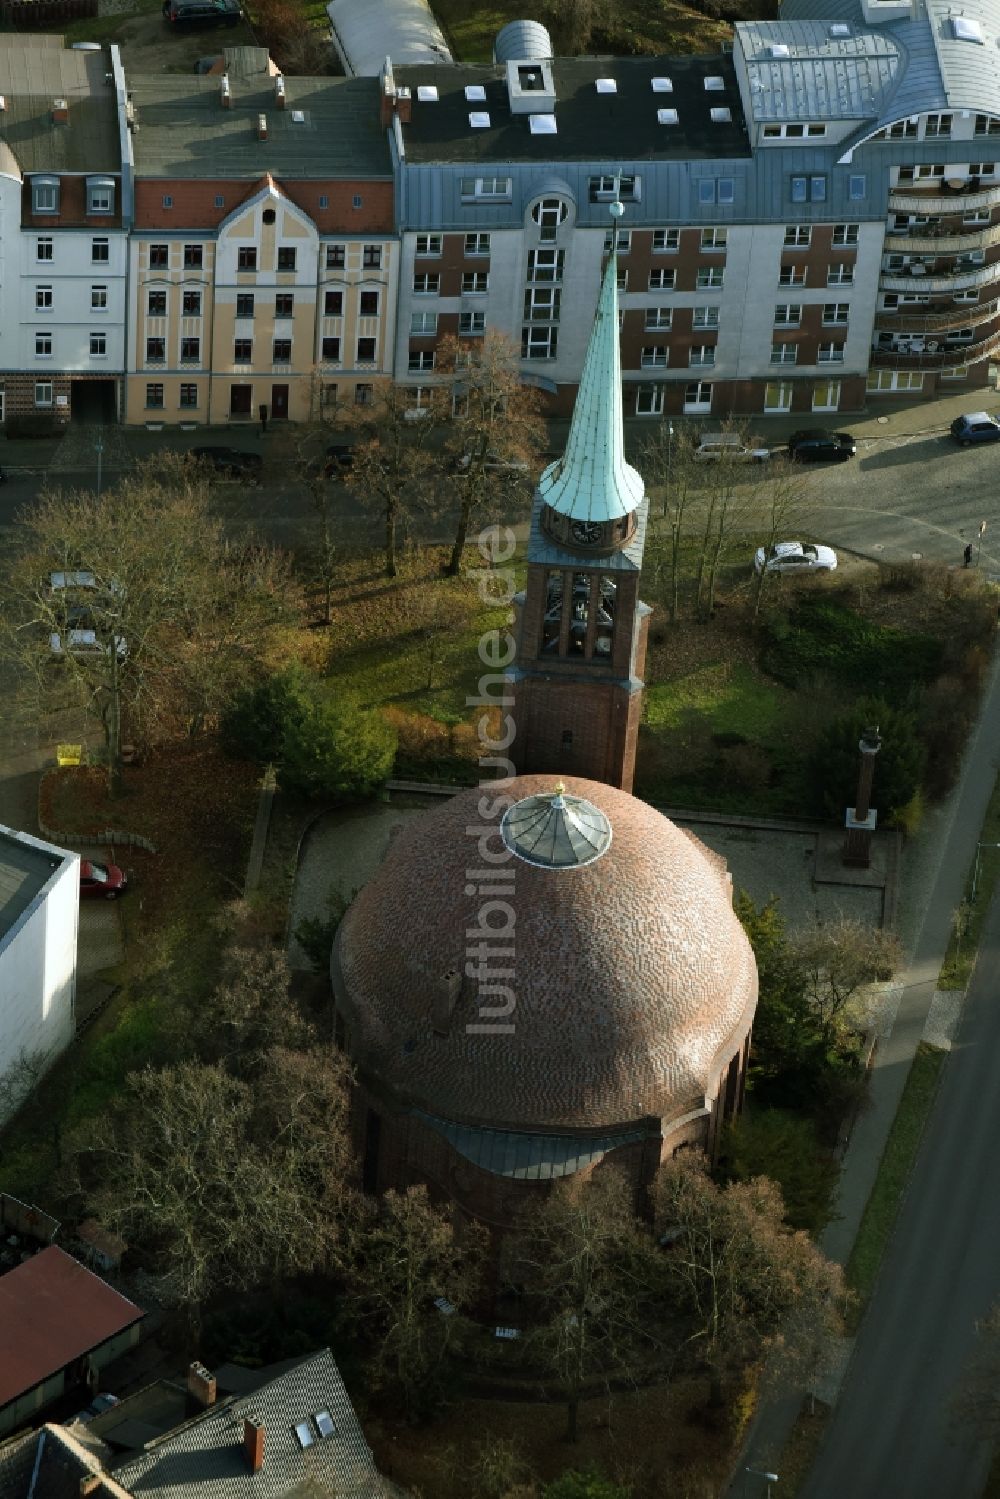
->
[754,541,838,575]
[695,434,771,463]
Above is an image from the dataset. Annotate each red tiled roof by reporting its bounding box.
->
[0,1246,142,1407]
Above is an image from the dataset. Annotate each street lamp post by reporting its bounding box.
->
[662,420,675,517]
[94,435,104,500]
[978,519,987,567]
[745,1470,779,1499]
[971,841,1000,904]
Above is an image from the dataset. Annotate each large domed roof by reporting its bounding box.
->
[333,775,757,1132]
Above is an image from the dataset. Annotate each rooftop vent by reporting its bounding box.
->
[657,107,679,124]
[506,57,556,114]
[519,66,543,89]
[243,1421,265,1474]
[769,42,790,57]
[829,21,851,35]
[704,75,725,91]
[465,84,486,100]
[529,111,557,133]
[274,73,285,107]
[493,18,553,63]
[595,77,617,93]
[469,111,491,127]
[651,76,673,92]
[952,15,984,41]
[416,85,438,102]
[220,73,231,108]
[51,98,68,124]
[710,106,732,122]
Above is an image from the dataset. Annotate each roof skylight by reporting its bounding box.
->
[529,112,557,133]
[657,107,679,124]
[952,15,984,41]
[704,75,725,91]
[469,111,491,128]
[829,22,850,35]
[595,78,617,93]
[314,1410,336,1439]
[710,106,732,122]
[290,110,305,123]
[294,1422,315,1449]
[416,85,439,102]
[465,84,486,101]
[769,42,790,57]
[651,76,673,92]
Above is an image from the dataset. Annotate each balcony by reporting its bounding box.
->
[889,181,1000,215]
[879,261,1000,294]
[874,298,1000,334]
[886,220,1000,254]
[870,323,1000,369]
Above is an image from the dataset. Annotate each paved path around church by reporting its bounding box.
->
[731,642,1000,1499]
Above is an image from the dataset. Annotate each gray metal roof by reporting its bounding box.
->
[327,0,451,76]
[494,19,553,62]
[112,1351,385,1499]
[395,55,750,163]
[128,73,392,179]
[414,1110,651,1179]
[736,20,902,120]
[0,827,68,944]
[0,40,121,174]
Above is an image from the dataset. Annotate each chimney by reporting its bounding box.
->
[432,969,462,1036]
[52,98,68,124]
[395,85,412,123]
[79,1479,101,1498]
[379,57,396,127]
[274,73,286,108]
[220,74,231,109]
[187,1360,216,1409]
[257,113,268,141]
[243,1419,265,1474]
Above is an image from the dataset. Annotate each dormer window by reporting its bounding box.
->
[32,176,59,214]
[589,175,639,203]
[86,176,115,215]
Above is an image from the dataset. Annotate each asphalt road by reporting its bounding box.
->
[801,890,1000,1499]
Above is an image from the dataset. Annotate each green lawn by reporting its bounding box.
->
[431,0,730,62]
[644,661,789,740]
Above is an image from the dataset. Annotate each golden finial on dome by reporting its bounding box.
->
[553,780,566,794]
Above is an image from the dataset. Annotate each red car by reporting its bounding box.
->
[79,858,127,900]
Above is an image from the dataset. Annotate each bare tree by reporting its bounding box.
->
[344,380,445,578]
[790,918,902,1047]
[689,426,760,621]
[748,460,811,620]
[640,422,699,623]
[438,333,545,576]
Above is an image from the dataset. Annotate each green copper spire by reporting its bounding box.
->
[536,207,646,525]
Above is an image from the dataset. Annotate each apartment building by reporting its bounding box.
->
[0,37,129,427]
[124,49,396,426]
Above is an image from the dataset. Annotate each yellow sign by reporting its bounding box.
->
[56,744,83,767]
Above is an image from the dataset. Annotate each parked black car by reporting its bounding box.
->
[163,0,240,27]
[189,445,263,482]
[787,429,857,463]
[322,443,356,478]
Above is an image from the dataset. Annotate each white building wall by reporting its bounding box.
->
[18,227,127,372]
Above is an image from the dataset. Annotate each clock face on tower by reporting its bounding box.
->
[571,521,603,547]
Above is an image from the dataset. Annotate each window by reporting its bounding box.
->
[684,381,713,413]
[146,337,165,361]
[277,247,297,271]
[355,383,374,406]
[635,384,665,415]
[34,381,53,408]
[648,269,676,290]
[465,233,491,255]
[828,263,854,286]
[653,229,680,252]
[236,293,255,319]
[411,312,438,334]
[459,310,486,334]
[162,196,173,210]
[696,267,724,289]
[764,381,793,411]
[774,304,801,327]
[362,244,382,269]
[182,244,202,270]
[321,336,341,361]
[641,346,668,368]
[323,291,343,317]
[275,294,294,318]
[698,179,716,206]
[91,285,108,310]
[784,225,811,247]
[352,195,363,210]
[818,341,845,363]
[523,287,561,321]
[359,291,380,316]
[616,270,629,291]
[37,237,53,262]
[146,383,164,408]
[718,178,735,204]
[522,325,558,359]
[924,113,952,138]
[234,339,252,361]
[589,174,638,202]
[412,274,439,295]
[878,119,917,139]
[823,302,850,325]
[689,345,716,367]
[181,337,200,362]
[183,291,202,317]
[770,343,797,365]
[238,247,258,271]
[356,337,377,363]
[813,380,841,411]
[833,223,860,246]
[849,174,867,201]
[409,350,435,372]
[693,306,719,329]
[415,235,442,256]
[180,384,198,408]
[532,198,569,240]
[272,339,292,362]
[867,370,924,391]
[790,174,827,202]
[603,229,632,252]
[87,177,114,214]
[35,286,53,311]
[149,244,168,268]
[462,272,489,293]
[92,237,110,264]
[148,290,167,316]
[460,176,511,201]
[32,176,59,214]
[975,115,1000,137]
[89,332,106,357]
[528,250,564,283]
[35,332,52,357]
[216,195,226,209]
[763,122,826,139]
[326,244,345,269]
[700,228,727,250]
[645,307,673,330]
[779,265,807,286]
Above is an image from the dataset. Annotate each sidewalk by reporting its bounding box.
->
[727,638,1000,1489]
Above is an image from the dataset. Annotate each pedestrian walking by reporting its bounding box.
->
[964,542,973,568]
[259,403,268,436]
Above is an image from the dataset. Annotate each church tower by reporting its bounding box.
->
[507,211,651,793]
